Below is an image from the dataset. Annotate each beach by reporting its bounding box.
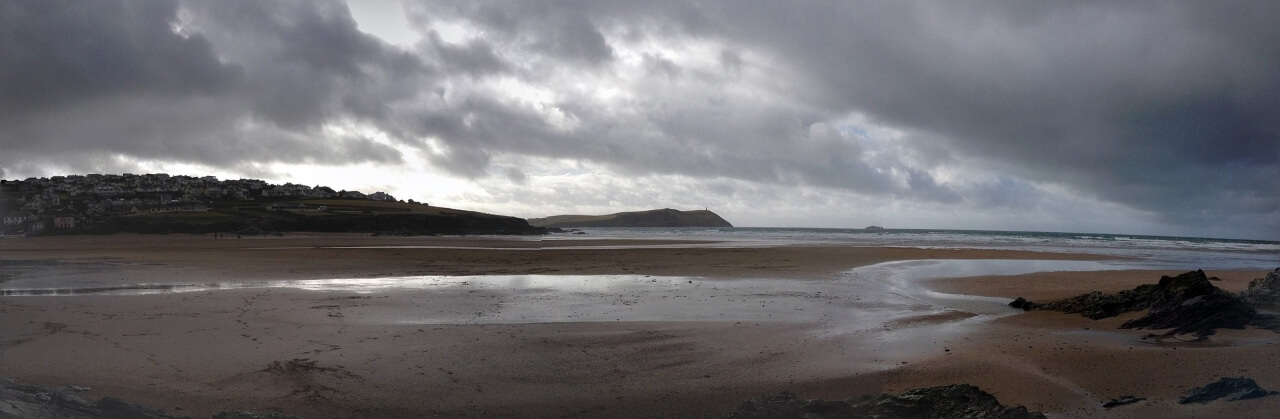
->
[1,233,1277,418]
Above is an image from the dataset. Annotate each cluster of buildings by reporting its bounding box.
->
[0,173,398,235]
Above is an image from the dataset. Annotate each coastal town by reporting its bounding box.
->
[0,173,399,236]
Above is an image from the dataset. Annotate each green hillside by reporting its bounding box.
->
[528,208,732,228]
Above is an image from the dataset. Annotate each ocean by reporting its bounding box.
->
[1,228,1275,297]
[546,227,1280,270]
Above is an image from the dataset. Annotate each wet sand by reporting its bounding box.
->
[912,270,1279,418]
[1,234,1277,418]
[0,233,1105,282]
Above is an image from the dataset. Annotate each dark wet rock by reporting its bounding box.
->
[212,412,300,419]
[1101,395,1145,408]
[1032,270,1223,319]
[1029,289,1146,319]
[1239,268,1280,309]
[724,384,1046,419]
[0,378,301,419]
[0,378,175,419]
[1178,377,1278,404]
[1249,312,1280,331]
[1008,297,1033,310]
[1017,270,1258,338]
[1119,288,1254,338]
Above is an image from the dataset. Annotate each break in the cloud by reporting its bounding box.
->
[1,0,1277,239]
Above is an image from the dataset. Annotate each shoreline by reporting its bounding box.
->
[2,235,1277,418]
[0,233,1122,284]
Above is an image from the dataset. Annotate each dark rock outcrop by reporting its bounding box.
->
[1239,268,1280,309]
[212,412,300,419]
[0,378,298,419]
[724,385,1046,419]
[1101,395,1145,408]
[1014,270,1257,338]
[1119,292,1254,338]
[0,378,173,419]
[1178,377,1278,404]
[1031,270,1225,319]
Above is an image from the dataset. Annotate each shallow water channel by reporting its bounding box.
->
[1,259,1148,326]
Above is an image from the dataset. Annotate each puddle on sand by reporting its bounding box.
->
[11,258,1262,372]
[1,259,1160,327]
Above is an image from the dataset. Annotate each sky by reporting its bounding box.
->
[1,1,1278,240]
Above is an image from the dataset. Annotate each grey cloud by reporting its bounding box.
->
[185,0,429,129]
[424,34,511,77]
[0,0,239,114]
[685,1,1280,229]
[404,75,950,202]
[718,50,743,76]
[428,142,491,178]
[406,0,1275,234]
[389,1,962,201]
[534,13,614,65]
[4,0,1278,238]
[643,54,682,79]
[503,167,528,184]
[405,1,615,66]
[0,0,416,175]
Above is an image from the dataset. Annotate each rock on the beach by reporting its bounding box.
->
[0,378,174,419]
[1032,270,1219,319]
[1008,297,1033,310]
[1238,268,1280,309]
[212,412,301,419]
[1101,395,1145,408]
[1119,284,1255,338]
[0,378,302,419]
[1178,377,1279,404]
[723,384,1046,419]
[1021,270,1257,338]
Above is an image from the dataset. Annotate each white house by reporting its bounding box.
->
[3,211,35,225]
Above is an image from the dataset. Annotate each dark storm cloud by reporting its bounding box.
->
[406,1,616,66]
[2,0,1277,236]
[0,0,409,172]
[398,0,1279,234]
[390,1,973,203]
[0,0,238,114]
[184,0,429,128]
[684,1,1280,227]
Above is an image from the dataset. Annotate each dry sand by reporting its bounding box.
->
[1,234,1277,418]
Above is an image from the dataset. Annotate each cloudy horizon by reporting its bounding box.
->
[2,1,1277,240]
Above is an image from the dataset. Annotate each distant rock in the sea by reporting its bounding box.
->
[1178,377,1278,404]
[528,208,732,228]
[864,225,885,231]
[1012,270,1260,338]
[723,384,1045,419]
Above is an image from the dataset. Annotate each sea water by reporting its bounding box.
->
[1,228,1276,298]
[541,227,1280,270]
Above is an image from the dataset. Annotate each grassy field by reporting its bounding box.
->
[302,199,499,217]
